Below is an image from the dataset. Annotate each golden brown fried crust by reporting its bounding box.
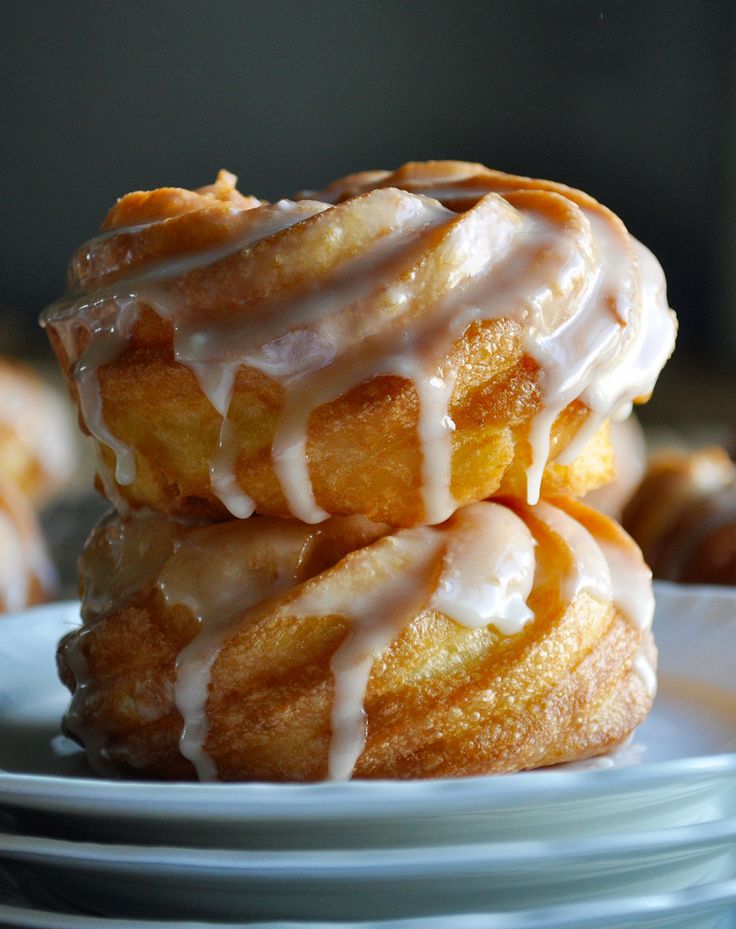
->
[59,501,653,781]
[48,314,613,526]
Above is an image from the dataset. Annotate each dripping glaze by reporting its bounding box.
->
[530,501,656,697]
[42,164,676,522]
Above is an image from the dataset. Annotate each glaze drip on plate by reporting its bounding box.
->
[41,163,676,522]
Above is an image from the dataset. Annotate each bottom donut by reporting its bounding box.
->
[58,497,656,781]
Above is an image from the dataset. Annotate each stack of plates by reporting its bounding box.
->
[1,583,736,928]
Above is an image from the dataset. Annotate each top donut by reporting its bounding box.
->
[42,161,676,526]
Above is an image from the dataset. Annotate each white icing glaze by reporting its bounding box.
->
[72,296,139,486]
[270,402,330,523]
[286,501,537,780]
[525,407,562,506]
[292,530,444,781]
[633,652,658,698]
[238,191,470,523]
[92,443,131,516]
[303,166,676,504]
[42,165,676,521]
[143,500,537,781]
[534,500,656,698]
[596,538,654,634]
[555,239,675,469]
[45,199,329,506]
[531,501,612,605]
[596,536,656,698]
[159,520,314,780]
[415,369,458,525]
[209,418,257,519]
[430,503,535,633]
[390,356,459,525]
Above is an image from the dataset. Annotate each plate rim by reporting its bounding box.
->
[1,811,736,873]
[2,876,736,929]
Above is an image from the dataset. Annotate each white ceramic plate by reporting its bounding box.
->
[2,584,736,851]
[0,817,735,920]
[2,587,736,824]
[1,584,736,923]
[1,877,736,929]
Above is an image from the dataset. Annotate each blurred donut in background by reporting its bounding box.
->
[622,446,736,586]
[0,357,80,612]
[0,473,56,613]
[0,359,76,506]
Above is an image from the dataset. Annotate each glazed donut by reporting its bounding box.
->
[0,359,76,506]
[58,497,655,781]
[623,446,736,585]
[42,162,675,526]
[0,473,56,614]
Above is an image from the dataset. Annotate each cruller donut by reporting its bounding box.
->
[42,162,675,526]
[59,497,655,781]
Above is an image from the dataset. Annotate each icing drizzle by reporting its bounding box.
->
[531,501,656,697]
[73,498,654,780]
[42,163,677,521]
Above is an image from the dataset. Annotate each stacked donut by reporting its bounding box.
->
[0,360,69,613]
[42,161,676,781]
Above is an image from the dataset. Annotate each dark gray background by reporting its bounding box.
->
[2,0,735,369]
